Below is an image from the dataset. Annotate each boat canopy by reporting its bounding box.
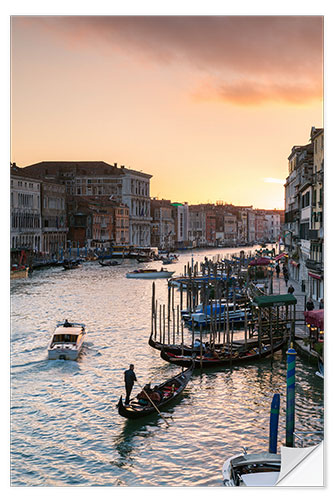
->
[304,309,324,330]
[253,294,297,308]
[249,257,271,266]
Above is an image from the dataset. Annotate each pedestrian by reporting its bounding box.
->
[288,285,295,294]
[284,271,289,287]
[319,298,324,309]
[306,297,315,311]
[275,263,280,278]
[124,363,137,405]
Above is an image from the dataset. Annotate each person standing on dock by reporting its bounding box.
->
[306,297,315,311]
[275,263,280,278]
[124,364,137,405]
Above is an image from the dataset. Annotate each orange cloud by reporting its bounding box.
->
[192,77,322,106]
[12,16,323,107]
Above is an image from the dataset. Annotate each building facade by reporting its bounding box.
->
[171,202,189,249]
[284,127,324,301]
[20,161,152,248]
[41,180,68,255]
[150,199,175,249]
[10,166,42,252]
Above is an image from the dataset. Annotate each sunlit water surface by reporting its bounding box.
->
[11,247,323,486]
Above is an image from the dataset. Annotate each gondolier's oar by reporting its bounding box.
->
[137,380,171,427]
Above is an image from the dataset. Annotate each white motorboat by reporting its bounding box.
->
[126,269,174,279]
[48,321,86,360]
[222,451,281,486]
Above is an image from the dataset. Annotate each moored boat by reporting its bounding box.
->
[187,303,251,328]
[11,264,29,279]
[117,361,194,420]
[63,259,81,270]
[99,259,120,266]
[148,331,260,357]
[222,451,281,486]
[160,337,286,368]
[48,321,86,360]
[126,268,174,279]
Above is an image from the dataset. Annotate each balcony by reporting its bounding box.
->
[305,259,323,272]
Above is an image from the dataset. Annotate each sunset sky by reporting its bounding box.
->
[10,15,323,209]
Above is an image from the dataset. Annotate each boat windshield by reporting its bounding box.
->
[52,334,78,343]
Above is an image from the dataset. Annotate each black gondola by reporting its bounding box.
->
[148,332,261,357]
[117,361,194,420]
[160,338,286,368]
[99,260,120,266]
[63,259,81,270]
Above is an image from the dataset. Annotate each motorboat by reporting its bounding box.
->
[187,303,251,328]
[222,450,281,486]
[48,321,86,360]
[126,268,174,279]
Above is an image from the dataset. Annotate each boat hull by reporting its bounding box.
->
[11,267,29,279]
[48,347,81,361]
[160,339,286,368]
[126,271,174,279]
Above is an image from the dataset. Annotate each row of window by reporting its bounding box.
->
[12,214,40,229]
[17,193,35,208]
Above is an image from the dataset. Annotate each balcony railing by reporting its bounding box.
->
[305,258,323,272]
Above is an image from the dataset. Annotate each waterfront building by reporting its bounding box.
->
[150,199,175,250]
[284,144,309,281]
[10,164,42,251]
[223,212,238,245]
[41,180,68,255]
[113,204,130,246]
[284,128,324,301]
[188,204,216,247]
[20,161,152,248]
[171,202,189,249]
[247,209,256,244]
[307,127,324,300]
[236,208,249,245]
[66,196,129,249]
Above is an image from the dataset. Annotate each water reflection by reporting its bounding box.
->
[11,247,324,486]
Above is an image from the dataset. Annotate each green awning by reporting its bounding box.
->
[253,294,297,308]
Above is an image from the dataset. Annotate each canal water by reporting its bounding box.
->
[10,246,324,486]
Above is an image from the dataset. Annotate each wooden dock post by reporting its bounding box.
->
[163,304,166,346]
[167,285,171,344]
[172,307,175,344]
[159,304,162,343]
[258,307,262,356]
[181,322,184,356]
[180,283,183,312]
[154,299,158,340]
[151,282,155,336]
[177,304,180,334]
[200,324,203,370]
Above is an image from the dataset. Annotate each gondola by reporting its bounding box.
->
[99,259,119,266]
[160,338,286,368]
[63,259,81,270]
[148,331,259,357]
[117,361,194,420]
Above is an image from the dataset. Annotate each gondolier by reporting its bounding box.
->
[124,364,137,405]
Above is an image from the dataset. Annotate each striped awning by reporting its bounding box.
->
[308,271,323,280]
[275,252,287,261]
